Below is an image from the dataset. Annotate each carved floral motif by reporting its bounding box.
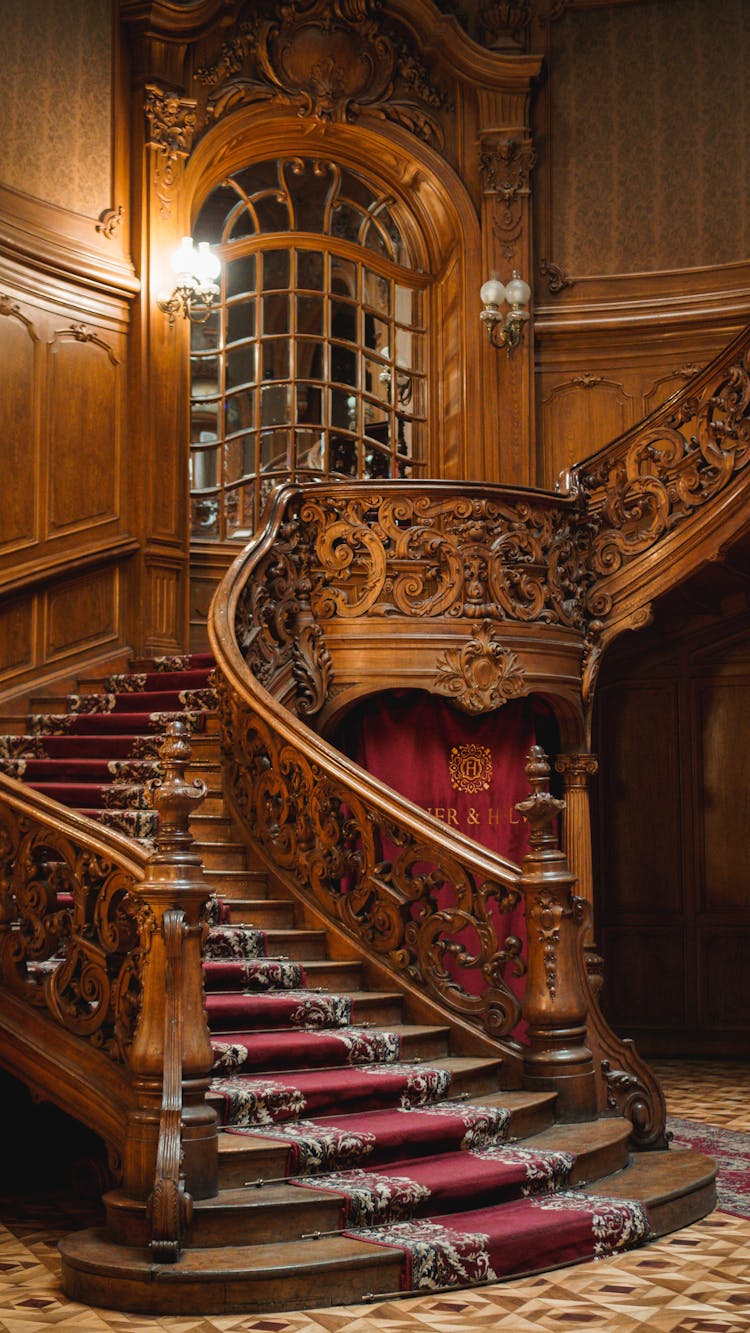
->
[480,135,535,261]
[144,84,198,218]
[198,1,448,147]
[433,622,527,713]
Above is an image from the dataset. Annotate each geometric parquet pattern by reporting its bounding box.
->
[0,1061,748,1333]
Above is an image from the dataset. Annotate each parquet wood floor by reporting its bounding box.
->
[0,1061,747,1333]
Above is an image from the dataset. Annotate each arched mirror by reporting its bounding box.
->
[189,157,428,541]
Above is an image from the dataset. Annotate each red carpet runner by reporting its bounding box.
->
[0,656,652,1292]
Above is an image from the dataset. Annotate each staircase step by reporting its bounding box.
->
[219,898,295,928]
[209,1024,451,1073]
[216,1088,558,1188]
[60,1147,715,1315]
[194,841,249,870]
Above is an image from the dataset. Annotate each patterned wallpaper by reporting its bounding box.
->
[547,0,750,275]
[0,0,112,217]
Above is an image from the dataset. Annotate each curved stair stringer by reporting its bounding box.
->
[572,323,750,732]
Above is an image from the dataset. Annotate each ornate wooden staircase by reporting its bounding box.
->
[1,329,748,1312]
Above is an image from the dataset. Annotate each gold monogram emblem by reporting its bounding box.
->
[448,743,493,794]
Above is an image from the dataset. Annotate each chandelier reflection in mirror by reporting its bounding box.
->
[159,237,221,325]
[189,158,427,542]
[480,271,531,351]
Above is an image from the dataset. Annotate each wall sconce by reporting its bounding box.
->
[158,237,221,326]
[480,270,531,351]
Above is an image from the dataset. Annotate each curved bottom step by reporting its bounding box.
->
[59,1148,716,1316]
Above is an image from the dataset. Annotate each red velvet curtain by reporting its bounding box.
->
[335,691,558,1038]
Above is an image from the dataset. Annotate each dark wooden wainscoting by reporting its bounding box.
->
[593,546,750,1059]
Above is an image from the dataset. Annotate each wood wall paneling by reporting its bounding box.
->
[600,927,686,1031]
[44,566,119,661]
[47,330,120,536]
[0,299,39,553]
[694,681,750,916]
[0,597,34,677]
[539,372,635,490]
[597,682,683,918]
[698,930,750,1031]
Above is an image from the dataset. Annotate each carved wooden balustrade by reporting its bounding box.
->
[0,722,217,1257]
[210,477,667,1142]
[569,323,750,719]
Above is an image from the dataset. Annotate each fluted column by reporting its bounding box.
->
[554,753,599,941]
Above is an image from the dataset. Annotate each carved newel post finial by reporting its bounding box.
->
[516,746,597,1121]
[149,720,207,864]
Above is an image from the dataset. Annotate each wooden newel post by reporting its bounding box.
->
[517,745,598,1120]
[123,721,218,1208]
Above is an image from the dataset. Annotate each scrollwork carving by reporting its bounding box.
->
[539,258,574,294]
[217,674,525,1043]
[299,488,593,631]
[433,621,527,713]
[480,135,535,261]
[144,84,198,219]
[200,1,448,148]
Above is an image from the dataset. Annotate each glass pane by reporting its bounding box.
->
[260,428,290,471]
[330,256,357,298]
[191,492,219,538]
[297,294,324,336]
[262,340,289,380]
[297,382,323,426]
[330,344,357,387]
[394,327,416,370]
[297,250,324,291]
[363,269,390,316]
[364,354,390,398]
[363,443,391,478]
[224,435,254,483]
[331,201,363,245]
[331,387,357,430]
[295,428,325,470]
[226,254,257,300]
[226,302,255,344]
[190,445,218,489]
[261,384,290,427]
[364,312,389,354]
[190,352,219,386]
[330,436,358,476]
[194,182,238,243]
[330,298,357,344]
[262,249,290,291]
[364,399,388,428]
[228,207,257,242]
[255,193,292,233]
[226,390,254,435]
[191,311,220,351]
[263,293,289,335]
[190,405,219,444]
[395,284,417,327]
[226,344,256,389]
[296,338,325,382]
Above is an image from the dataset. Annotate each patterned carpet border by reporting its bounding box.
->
[668,1116,750,1218]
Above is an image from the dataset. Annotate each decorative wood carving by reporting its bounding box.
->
[515,745,596,1118]
[298,484,592,630]
[217,670,525,1042]
[197,1,448,148]
[576,334,750,617]
[479,134,535,262]
[433,621,527,713]
[95,206,125,239]
[144,83,198,218]
[538,258,573,294]
[480,2,533,48]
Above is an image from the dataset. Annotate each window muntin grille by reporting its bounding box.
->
[189,159,427,541]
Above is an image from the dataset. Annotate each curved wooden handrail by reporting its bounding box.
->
[568,323,750,705]
[211,479,595,1052]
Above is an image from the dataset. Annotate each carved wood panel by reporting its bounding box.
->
[540,373,634,488]
[45,566,119,660]
[47,329,120,536]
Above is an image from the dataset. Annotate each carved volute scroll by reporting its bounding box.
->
[515,746,598,1120]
